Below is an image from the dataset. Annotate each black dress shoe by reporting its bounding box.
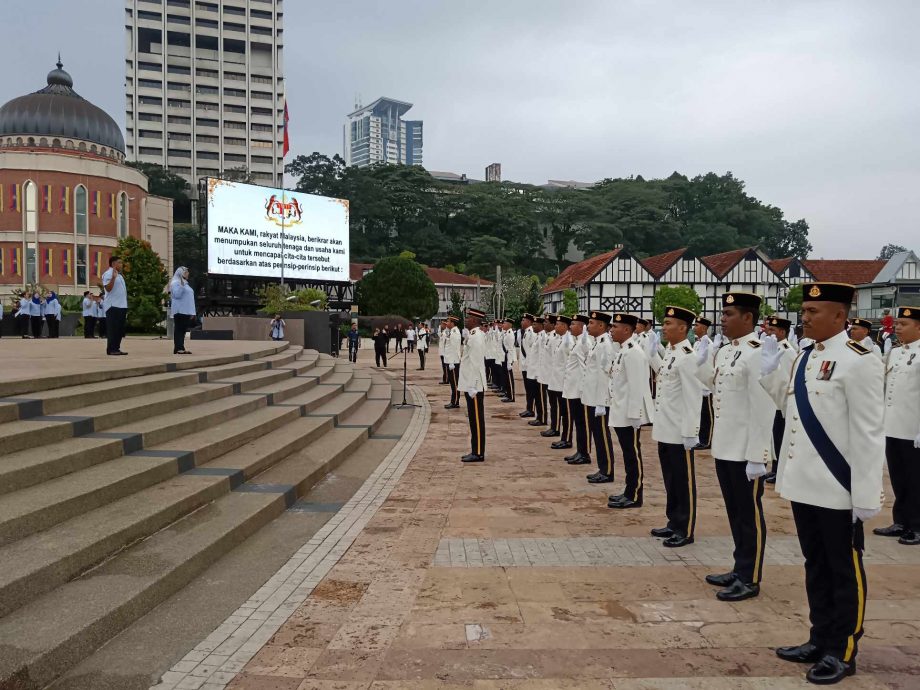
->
[519,411,535,418]
[461,453,485,463]
[776,642,823,664]
[765,473,777,484]
[650,527,674,538]
[609,497,642,509]
[551,440,572,450]
[528,419,545,426]
[716,580,759,602]
[587,473,613,484]
[898,530,920,545]
[586,471,602,480]
[564,451,578,461]
[873,523,905,537]
[444,403,460,409]
[540,428,560,437]
[806,655,855,684]
[439,381,449,385]
[566,454,591,465]
[662,534,694,548]
[705,572,738,587]
[501,398,514,403]
[608,493,627,504]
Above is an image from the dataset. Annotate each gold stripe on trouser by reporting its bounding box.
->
[632,427,642,502]
[751,476,764,583]
[584,404,592,453]
[602,414,612,475]
[555,393,561,429]
[566,399,574,441]
[843,548,867,662]
[706,395,714,443]
[473,393,482,455]
[685,449,695,538]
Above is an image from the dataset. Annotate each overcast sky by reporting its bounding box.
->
[2,0,918,259]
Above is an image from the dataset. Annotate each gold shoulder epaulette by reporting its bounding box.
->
[627,342,634,348]
[748,340,761,348]
[682,345,692,354]
[846,339,870,355]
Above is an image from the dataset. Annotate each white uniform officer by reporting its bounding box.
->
[874,306,920,545]
[548,315,574,447]
[562,314,592,465]
[527,317,548,426]
[458,308,488,462]
[764,316,799,483]
[761,282,884,685]
[607,313,653,509]
[542,315,565,439]
[519,314,538,418]
[581,311,616,484]
[442,316,462,409]
[849,318,883,359]
[692,315,715,449]
[501,318,517,403]
[695,293,776,602]
[651,306,703,548]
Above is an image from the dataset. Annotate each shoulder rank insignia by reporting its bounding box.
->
[682,346,692,354]
[846,339,870,355]
[627,342,634,348]
[748,340,761,348]
[781,342,790,349]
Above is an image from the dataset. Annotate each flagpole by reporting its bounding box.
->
[280,79,287,290]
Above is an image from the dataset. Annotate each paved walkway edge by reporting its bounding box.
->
[151,386,431,690]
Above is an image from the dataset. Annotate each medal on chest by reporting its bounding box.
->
[817,360,836,381]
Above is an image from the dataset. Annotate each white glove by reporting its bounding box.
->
[507,362,513,370]
[914,432,920,449]
[746,461,768,481]
[852,506,881,523]
[712,333,725,349]
[760,335,782,377]
[884,337,893,355]
[594,406,607,417]
[627,417,642,429]
[695,338,710,366]
[644,331,660,359]
[448,364,455,371]
[789,331,799,348]
[466,389,479,397]
[682,436,699,450]
[759,330,768,341]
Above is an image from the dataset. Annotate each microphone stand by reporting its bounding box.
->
[393,340,420,409]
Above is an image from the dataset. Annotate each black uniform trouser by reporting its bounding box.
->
[887,436,920,531]
[589,409,615,476]
[548,389,560,431]
[613,426,643,502]
[523,371,535,412]
[105,307,127,354]
[447,364,460,405]
[30,315,43,338]
[83,315,96,338]
[658,442,697,539]
[17,314,29,336]
[714,459,767,584]
[559,395,573,443]
[465,391,486,456]
[441,356,448,383]
[418,349,426,369]
[485,359,493,383]
[568,398,591,456]
[699,394,713,447]
[47,317,60,338]
[97,317,107,338]
[374,347,387,367]
[348,344,358,363]
[504,365,515,401]
[173,313,191,353]
[770,410,785,475]
[791,502,867,663]
[536,382,548,423]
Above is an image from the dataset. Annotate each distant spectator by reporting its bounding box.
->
[373,327,389,367]
[270,314,286,341]
[406,325,416,352]
[347,323,360,363]
[30,293,44,339]
[881,308,894,336]
[82,290,96,339]
[15,292,31,338]
[102,256,128,355]
[395,326,404,353]
[45,292,61,338]
[170,266,197,354]
[416,322,429,370]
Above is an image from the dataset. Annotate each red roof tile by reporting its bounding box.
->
[349,263,492,286]
[542,249,621,295]
[700,247,754,279]
[640,248,687,279]
[768,258,794,274]
[800,260,886,285]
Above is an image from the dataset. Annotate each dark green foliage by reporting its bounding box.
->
[561,289,579,317]
[783,284,804,314]
[449,291,465,319]
[877,244,907,260]
[116,236,168,333]
[651,285,702,324]
[354,256,439,320]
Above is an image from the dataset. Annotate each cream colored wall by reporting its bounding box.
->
[143,195,173,277]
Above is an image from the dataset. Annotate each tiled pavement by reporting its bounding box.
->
[164,347,920,689]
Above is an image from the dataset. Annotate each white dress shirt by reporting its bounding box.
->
[652,339,703,444]
[884,340,920,441]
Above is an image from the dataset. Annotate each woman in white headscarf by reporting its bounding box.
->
[169,266,197,354]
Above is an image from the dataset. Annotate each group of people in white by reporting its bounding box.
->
[442,283,919,686]
[4,290,65,339]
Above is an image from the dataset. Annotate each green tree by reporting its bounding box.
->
[782,284,804,313]
[760,302,776,318]
[449,290,465,319]
[354,255,439,320]
[877,243,908,260]
[127,161,192,222]
[173,224,206,292]
[651,285,702,324]
[256,285,327,314]
[561,289,579,317]
[523,276,545,317]
[116,236,168,333]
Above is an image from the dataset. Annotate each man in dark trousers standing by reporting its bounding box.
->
[347,323,360,363]
[458,308,487,462]
[102,256,128,355]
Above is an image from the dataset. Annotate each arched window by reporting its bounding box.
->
[90,144,97,154]
[118,192,129,238]
[65,140,75,150]
[27,137,35,147]
[53,138,61,148]
[78,142,86,151]
[39,138,48,147]
[16,137,23,146]
[23,181,39,283]
[75,185,88,284]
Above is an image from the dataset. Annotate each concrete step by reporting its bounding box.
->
[0,415,334,619]
[0,421,380,689]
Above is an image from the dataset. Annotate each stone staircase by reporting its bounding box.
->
[0,344,397,690]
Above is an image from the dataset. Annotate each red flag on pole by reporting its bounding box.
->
[282,97,290,158]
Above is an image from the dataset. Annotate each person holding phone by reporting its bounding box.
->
[102,256,128,355]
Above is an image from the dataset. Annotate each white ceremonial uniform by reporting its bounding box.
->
[531,330,546,384]
[652,340,703,445]
[608,335,653,427]
[503,329,517,367]
[885,341,920,441]
[859,335,883,360]
[550,332,574,393]
[760,331,884,511]
[520,326,536,374]
[82,297,94,317]
[459,326,488,457]
[581,332,615,409]
[562,332,589,401]
[442,326,461,365]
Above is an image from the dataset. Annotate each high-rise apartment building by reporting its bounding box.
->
[343,97,423,168]
[124,0,285,189]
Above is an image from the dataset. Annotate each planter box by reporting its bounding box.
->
[200,312,341,355]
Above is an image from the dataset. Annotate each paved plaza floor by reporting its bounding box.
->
[214,345,919,689]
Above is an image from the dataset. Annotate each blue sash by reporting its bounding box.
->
[793,345,851,492]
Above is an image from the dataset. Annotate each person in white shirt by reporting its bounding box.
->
[760,282,883,684]
[561,314,592,465]
[581,311,617,484]
[416,323,429,369]
[692,316,715,449]
[29,293,45,339]
[15,294,31,338]
[81,291,96,339]
[651,306,703,548]
[848,318,883,359]
[442,316,462,408]
[874,306,920,545]
[102,256,129,355]
[458,308,488,462]
[763,316,799,484]
[406,325,417,353]
[269,314,286,341]
[607,313,654,509]
[44,292,62,338]
[94,294,107,339]
[528,317,549,427]
[540,315,564,437]
[169,266,197,354]
[500,318,517,403]
[518,314,538,419]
